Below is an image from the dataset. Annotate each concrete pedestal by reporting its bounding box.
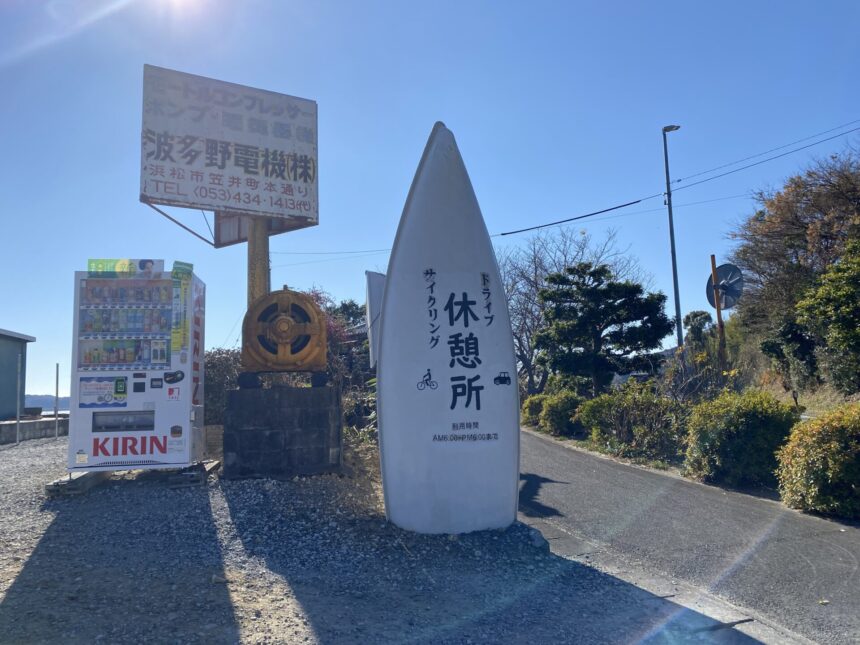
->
[223,385,342,479]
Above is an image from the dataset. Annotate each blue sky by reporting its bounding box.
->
[2,0,858,395]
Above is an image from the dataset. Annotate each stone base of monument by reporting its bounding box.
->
[222,384,342,479]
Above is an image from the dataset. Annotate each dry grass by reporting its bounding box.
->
[758,380,859,418]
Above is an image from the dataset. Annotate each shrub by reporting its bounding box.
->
[521,394,549,426]
[342,386,378,444]
[685,390,798,487]
[204,348,242,425]
[538,391,583,437]
[777,404,860,519]
[578,381,684,461]
[343,390,373,426]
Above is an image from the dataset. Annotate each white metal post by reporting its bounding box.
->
[16,351,22,445]
[55,362,59,439]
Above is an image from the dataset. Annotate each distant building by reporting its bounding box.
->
[610,347,678,388]
[0,329,35,420]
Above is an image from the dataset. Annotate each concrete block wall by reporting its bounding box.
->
[223,385,342,479]
[0,418,69,445]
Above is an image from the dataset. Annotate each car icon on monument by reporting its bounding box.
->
[493,371,512,385]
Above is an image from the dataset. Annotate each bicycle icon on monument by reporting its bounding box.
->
[416,368,438,391]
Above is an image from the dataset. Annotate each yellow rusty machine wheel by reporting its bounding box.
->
[241,289,327,372]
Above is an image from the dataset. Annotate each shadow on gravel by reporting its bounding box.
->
[0,474,238,644]
[519,472,566,518]
[221,475,763,644]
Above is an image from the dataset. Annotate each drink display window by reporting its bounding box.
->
[77,277,174,370]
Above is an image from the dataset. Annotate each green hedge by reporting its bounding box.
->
[777,404,860,519]
[538,391,583,437]
[578,381,683,461]
[521,394,549,427]
[685,390,798,487]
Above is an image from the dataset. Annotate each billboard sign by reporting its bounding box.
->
[140,65,318,227]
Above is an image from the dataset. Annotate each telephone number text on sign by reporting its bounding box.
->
[143,180,314,213]
[142,168,316,219]
[189,186,313,212]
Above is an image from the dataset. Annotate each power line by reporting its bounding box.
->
[673,126,860,192]
[497,123,860,236]
[217,120,860,256]
[265,194,749,266]
[221,312,243,347]
[271,250,390,268]
[583,193,751,221]
[672,118,860,185]
[270,248,390,255]
[494,194,747,237]
[496,196,662,237]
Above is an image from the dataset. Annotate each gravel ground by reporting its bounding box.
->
[0,437,758,644]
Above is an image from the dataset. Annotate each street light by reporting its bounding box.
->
[662,124,684,348]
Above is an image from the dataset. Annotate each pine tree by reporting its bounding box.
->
[536,263,674,397]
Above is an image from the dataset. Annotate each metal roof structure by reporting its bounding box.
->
[0,329,36,343]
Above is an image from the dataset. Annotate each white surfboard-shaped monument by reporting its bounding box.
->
[377,122,520,534]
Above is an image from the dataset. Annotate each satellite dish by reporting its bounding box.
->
[706,263,744,310]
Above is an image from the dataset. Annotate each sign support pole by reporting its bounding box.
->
[247,216,270,307]
[710,254,727,372]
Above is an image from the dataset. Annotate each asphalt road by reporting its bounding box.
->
[518,430,860,644]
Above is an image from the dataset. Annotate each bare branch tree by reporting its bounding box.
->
[497,227,648,395]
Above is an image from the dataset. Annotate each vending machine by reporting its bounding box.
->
[68,259,205,472]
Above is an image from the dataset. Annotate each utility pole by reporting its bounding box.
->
[710,255,727,371]
[662,124,684,349]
